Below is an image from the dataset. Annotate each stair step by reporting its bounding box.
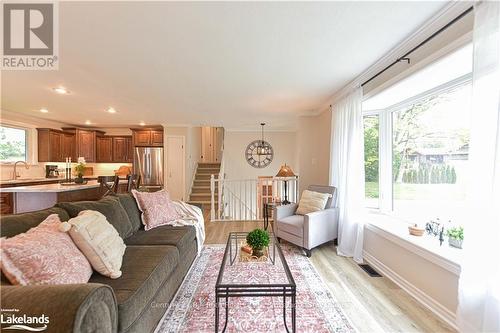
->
[197,168,220,174]
[194,180,210,185]
[195,174,212,180]
[198,163,221,168]
[187,200,214,206]
[190,193,213,199]
[191,186,217,194]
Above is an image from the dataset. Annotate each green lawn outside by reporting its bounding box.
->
[365,182,466,200]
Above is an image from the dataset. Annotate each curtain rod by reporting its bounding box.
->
[361,6,473,87]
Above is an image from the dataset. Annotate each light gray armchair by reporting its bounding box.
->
[273,185,338,257]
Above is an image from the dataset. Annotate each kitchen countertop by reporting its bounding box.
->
[0,180,127,193]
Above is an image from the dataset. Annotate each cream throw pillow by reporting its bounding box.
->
[296,190,332,215]
[60,210,126,279]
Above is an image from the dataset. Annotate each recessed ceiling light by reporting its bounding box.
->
[139,121,146,126]
[107,107,116,114]
[85,120,92,125]
[53,86,69,94]
[40,108,49,113]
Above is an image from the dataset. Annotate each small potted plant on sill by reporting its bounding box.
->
[74,157,86,184]
[246,229,270,258]
[446,226,464,249]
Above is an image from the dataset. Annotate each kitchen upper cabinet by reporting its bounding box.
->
[75,129,97,162]
[96,136,113,162]
[112,136,133,162]
[132,128,163,147]
[151,130,164,146]
[38,129,63,162]
[133,130,151,146]
[125,136,133,163]
[62,133,76,161]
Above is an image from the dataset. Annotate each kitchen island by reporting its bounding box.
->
[0,180,124,214]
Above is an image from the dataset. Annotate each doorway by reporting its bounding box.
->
[166,135,185,201]
[201,127,224,163]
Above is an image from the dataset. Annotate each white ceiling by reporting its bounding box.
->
[1,1,447,130]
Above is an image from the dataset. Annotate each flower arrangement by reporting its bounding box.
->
[74,157,86,181]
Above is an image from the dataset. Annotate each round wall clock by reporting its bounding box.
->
[245,140,274,168]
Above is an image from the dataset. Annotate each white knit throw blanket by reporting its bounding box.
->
[167,201,205,254]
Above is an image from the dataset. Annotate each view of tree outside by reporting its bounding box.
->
[364,115,379,208]
[391,83,471,222]
[0,126,27,162]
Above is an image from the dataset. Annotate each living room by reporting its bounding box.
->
[1,1,499,333]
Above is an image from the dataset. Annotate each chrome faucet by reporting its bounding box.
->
[13,161,30,180]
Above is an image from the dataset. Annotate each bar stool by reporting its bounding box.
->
[126,174,141,192]
[98,176,119,197]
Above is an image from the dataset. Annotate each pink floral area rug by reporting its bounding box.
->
[156,244,356,333]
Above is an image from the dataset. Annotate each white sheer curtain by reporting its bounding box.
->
[329,87,365,263]
[457,2,500,332]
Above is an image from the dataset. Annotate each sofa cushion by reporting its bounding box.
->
[61,210,126,279]
[0,207,70,238]
[278,215,304,238]
[115,193,142,233]
[57,196,134,239]
[89,245,179,333]
[125,225,196,257]
[1,214,93,285]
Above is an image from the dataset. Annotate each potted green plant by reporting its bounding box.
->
[74,157,86,184]
[447,226,464,249]
[246,229,270,258]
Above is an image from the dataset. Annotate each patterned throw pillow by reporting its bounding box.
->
[131,190,181,231]
[60,210,126,279]
[0,214,92,285]
[296,190,332,215]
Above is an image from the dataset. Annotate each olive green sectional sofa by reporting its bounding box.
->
[0,194,198,333]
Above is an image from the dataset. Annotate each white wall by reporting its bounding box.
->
[163,126,202,199]
[297,109,331,194]
[223,130,298,180]
[364,225,459,329]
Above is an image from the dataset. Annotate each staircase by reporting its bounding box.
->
[188,163,220,207]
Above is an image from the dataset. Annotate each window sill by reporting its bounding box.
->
[364,212,462,276]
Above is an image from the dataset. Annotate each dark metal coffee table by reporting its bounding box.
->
[215,232,296,332]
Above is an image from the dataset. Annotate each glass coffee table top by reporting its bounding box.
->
[216,232,295,287]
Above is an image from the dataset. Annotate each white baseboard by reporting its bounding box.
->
[363,251,458,330]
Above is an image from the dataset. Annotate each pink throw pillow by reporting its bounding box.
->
[0,214,92,285]
[131,190,181,230]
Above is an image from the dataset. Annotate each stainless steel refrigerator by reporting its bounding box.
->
[133,147,164,190]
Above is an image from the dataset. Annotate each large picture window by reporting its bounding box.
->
[0,125,28,163]
[363,44,472,223]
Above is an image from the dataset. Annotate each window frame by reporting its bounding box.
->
[0,122,37,165]
[363,72,472,214]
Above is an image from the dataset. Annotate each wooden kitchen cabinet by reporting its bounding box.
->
[132,128,164,147]
[38,129,63,162]
[96,136,113,162]
[133,130,151,146]
[76,129,97,162]
[112,136,134,162]
[0,193,14,215]
[151,130,164,146]
[62,133,76,161]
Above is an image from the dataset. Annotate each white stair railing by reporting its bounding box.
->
[209,177,299,221]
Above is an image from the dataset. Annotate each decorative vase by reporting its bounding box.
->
[252,247,264,258]
[75,174,84,184]
[448,237,463,249]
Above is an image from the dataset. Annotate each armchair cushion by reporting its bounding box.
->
[277,215,303,237]
[296,190,332,215]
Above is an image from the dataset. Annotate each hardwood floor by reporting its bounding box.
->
[202,208,456,333]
